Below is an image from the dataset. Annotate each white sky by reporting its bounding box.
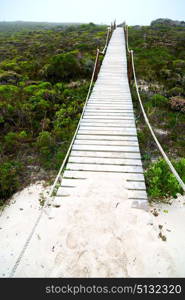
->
[0,0,185,25]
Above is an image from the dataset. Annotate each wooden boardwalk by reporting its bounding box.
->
[12,28,148,277]
[58,28,147,204]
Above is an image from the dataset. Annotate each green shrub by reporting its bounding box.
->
[145,158,185,201]
[145,94,168,109]
[35,131,55,167]
[4,132,18,152]
[4,131,28,153]
[167,87,184,97]
[44,51,81,82]
[35,131,54,149]
[0,71,22,84]
[23,84,39,94]
[0,161,23,203]
[173,60,185,74]
[38,81,52,89]
[0,84,19,100]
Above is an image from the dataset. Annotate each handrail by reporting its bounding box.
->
[49,47,100,197]
[49,25,113,197]
[125,25,185,192]
[124,25,131,54]
[102,28,110,55]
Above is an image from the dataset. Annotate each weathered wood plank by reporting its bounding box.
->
[76,134,138,141]
[128,190,148,199]
[74,139,138,146]
[63,170,145,181]
[69,156,142,166]
[78,129,137,136]
[70,150,141,159]
[66,163,143,173]
[72,144,139,152]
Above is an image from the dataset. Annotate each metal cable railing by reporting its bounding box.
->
[125,25,185,192]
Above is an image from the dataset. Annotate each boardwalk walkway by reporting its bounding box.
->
[13,28,148,277]
[58,28,147,204]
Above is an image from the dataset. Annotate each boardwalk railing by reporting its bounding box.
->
[49,24,114,198]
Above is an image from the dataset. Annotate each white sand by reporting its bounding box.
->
[0,180,185,277]
[0,182,50,277]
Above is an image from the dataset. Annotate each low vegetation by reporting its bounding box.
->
[145,158,185,201]
[1,18,185,204]
[0,22,107,205]
[129,19,185,201]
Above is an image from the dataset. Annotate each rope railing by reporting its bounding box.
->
[9,24,115,277]
[101,28,110,55]
[48,47,100,197]
[124,25,185,193]
[49,24,114,198]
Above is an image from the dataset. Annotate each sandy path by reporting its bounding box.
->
[0,180,185,277]
[0,182,49,277]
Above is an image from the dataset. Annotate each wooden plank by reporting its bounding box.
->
[79,123,135,128]
[91,94,131,97]
[80,126,135,131]
[78,129,137,136]
[128,190,148,199]
[61,178,86,187]
[85,109,134,112]
[72,144,139,152]
[86,107,133,111]
[76,134,138,141]
[70,150,141,159]
[90,96,132,99]
[126,181,146,190]
[69,156,142,166]
[87,102,131,105]
[66,163,143,173]
[81,120,135,125]
[63,170,145,181]
[74,140,138,146]
[86,104,133,108]
[83,112,134,118]
[56,187,71,197]
[81,119,135,124]
[82,116,135,120]
[84,112,134,115]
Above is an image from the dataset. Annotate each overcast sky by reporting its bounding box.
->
[0,0,185,25]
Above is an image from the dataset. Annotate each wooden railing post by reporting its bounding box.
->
[128,51,133,85]
[94,48,100,82]
[124,25,127,45]
[114,19,116,29]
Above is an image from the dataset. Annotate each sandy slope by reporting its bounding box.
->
[0,181,185,277]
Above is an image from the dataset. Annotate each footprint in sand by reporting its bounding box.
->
[66,231,78,249]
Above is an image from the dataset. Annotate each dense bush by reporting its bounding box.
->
[128,23,185,94]
[167,87,184,97]
[43,51,81,82]
[0,22,106,204]
[0,161,23,203]
[145,94,168,109]
[130,23,185,203]
[145,158,185,200]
